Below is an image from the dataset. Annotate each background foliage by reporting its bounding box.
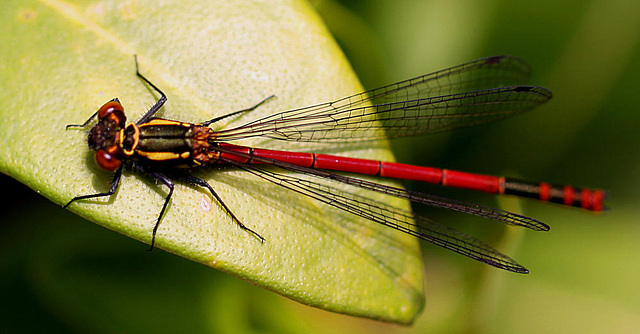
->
[2,0,639,332]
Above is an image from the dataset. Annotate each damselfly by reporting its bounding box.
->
[64,55,605,274]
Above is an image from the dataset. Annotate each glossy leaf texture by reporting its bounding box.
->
[0,0,424,324]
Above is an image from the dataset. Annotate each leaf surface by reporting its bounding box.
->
[0,0,424,323]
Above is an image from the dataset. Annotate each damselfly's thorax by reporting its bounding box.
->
[133,119,218,167]
[85,98,226,170]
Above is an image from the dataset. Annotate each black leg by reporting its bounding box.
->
[201,95,276,126]
[133,55,168,125]
[179,174,265,243]
[63,165,124,208]
[144,171,175,250]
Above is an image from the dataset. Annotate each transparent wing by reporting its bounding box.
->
[216,145,549,273]
[213,56,551,142]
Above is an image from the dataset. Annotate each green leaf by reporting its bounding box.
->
[0,0,424,323]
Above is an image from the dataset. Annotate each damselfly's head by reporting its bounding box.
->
[88,98,127,171]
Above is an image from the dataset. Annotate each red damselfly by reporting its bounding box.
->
[64,55,605,274]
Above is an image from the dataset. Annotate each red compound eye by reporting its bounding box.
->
[97,100,126,127]
[95,149,122,171]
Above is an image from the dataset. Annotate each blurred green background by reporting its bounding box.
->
[2,0,639,333]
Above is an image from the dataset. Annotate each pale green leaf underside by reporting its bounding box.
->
[0,0,424,323]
